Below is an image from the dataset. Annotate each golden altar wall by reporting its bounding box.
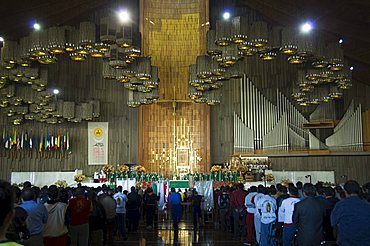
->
[139,0,210,177]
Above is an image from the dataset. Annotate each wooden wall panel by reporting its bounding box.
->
[139,0,210,176]
[363,109,370,151]
[0,57,139,181]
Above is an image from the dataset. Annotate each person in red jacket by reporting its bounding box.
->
[230,183,247,241]
[67,187,92,246]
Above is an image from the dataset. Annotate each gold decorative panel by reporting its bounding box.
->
[139,0,210,177]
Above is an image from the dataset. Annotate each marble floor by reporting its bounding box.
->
[115,212,246,246]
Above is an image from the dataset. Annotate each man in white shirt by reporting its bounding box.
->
[256,187,277,246]
[253,185,265,244]
[244,186,257,245]
[113,186,127,240]
[279,186,300,246]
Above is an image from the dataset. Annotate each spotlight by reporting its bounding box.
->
[223,12,231,20]
[300,21,313,33]
[0,37,4,42]
[350,66,355,71]
[339,38,344,44]
[33,22,41,31]
[118,10,130,23]
[53,89,60,95]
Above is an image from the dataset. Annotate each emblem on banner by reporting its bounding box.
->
[93,128,104,138]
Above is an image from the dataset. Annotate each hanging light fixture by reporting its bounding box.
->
[89,49,104,58]
[206,30,221,56]
[220,45,238,67]
[250,21,268,48]
[30,30,49,57]
[305,69,320,81]
[327,42,344,71]
[37,54,57,64]
[116,23,133,48]
[281,27,298,55]
[18,37,32,67]
[210,59,226,76]
[143,66,158,88]
[288,55,305,64]
[108,45,128,68]
[100,16,117,44]
[196,56,212,79]
[47,26,66,54]
[188,86,203,100]
[79,22,96,49]
[65,27,78,52]
[1,41,18,64]
[70,52,87,61]
[102,61,117,79]
[329,85,343,99]
[312,38,328,68]
[215,20,233,46]
[231,16,248,44]
[296,32,315,58]
[135,57,151,80]
[204,90,221,105]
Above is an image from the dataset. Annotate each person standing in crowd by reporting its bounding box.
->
[296,181,304,198]
[218,187,230,232]
[331,180,370,245]
[143,187,159,230]
[99,188,116,246]
[126,186,142,232]
[88,190,106,246]
[191,191,203,230]
[20,188,48,246]
[0,180,23,246]
[67,187,91,246]
[279,186,300,246]
[256,187,277,246]
[363,182,370,202]
[6,186,28,244]
[230,183,247,241]
[244,186,257,245]
[293,183,326,246]
[43,185,68,246]
[322,187,339,241]
[169,188,182,232]
[113,186,128,240]
[253,185,265,244]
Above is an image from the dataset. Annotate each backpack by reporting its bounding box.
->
[219,193,230,209]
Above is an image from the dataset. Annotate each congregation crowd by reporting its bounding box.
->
[0,179,370,246]
[212,180,370,246]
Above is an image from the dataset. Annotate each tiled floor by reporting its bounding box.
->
[115,212,245,246]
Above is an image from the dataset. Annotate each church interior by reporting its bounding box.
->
[1,0,369,184]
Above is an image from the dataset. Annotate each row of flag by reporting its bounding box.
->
[1,128,70,151]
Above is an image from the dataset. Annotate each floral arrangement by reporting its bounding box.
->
[237,165,248,173]
[102,164,115,174]
[74,174,86,183]
[281,179,292,187]
[134,165,146,173]
[321,181,336,187]
[210,165,222,173]
[117,164,129,174]
[55,180,68,188]
[263,174,275,182]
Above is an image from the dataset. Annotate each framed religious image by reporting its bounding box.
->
[177,149,189,167]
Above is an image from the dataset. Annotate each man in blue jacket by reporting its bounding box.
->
[331,180,370,246]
